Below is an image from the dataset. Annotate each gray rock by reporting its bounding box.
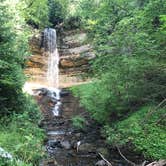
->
[78,143,96,153]
[48,140,60,148]
[61,140,71,150]
[75,133,81,138]
[95,160,107,166]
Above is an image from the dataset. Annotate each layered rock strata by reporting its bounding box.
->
[25,29,95,88]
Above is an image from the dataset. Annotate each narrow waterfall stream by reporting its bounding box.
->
[44,28,59,88]
[43,28,61,117]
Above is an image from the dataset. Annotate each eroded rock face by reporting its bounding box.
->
[29,31,43,55]
[25,29,95,88]
[60,51,95,68]
[59,30,95,87]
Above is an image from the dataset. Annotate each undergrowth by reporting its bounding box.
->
[0,96,45,166]
[71,84,166,160]
[104,106,166,159]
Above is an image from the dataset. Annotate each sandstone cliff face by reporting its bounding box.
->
[25,29,95,88]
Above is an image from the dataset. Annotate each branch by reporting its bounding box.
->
[98,153,113,166]
[141,161,147,166]
[116,146,136,166]
[156,113,166,124]
[145,160,166,166]
[142,99,166,123]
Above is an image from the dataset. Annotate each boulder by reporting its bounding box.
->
[78,143,96,153]
[61,140,71,150]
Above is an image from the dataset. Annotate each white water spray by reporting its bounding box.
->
[43,28,61,116]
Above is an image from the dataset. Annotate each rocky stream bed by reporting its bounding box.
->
[33,88,149,166]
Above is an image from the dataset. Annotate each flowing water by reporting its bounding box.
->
[43,28,61,116]
[44,28,59,88]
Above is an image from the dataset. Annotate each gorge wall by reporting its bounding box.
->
[24,28,95,89]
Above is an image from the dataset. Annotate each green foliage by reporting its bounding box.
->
[104,106,166,159]
[48,0,69,26]
[71,0,166,160]
[71,83,112,123]
[72,115,86,130]
[72,0,166,118]
[20,0,50,28]
[0,104,45,165]
[0,158,31,166]
[0,0,30,115]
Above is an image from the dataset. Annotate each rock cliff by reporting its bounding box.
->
[25,29,95,88]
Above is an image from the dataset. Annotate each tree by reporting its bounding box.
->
[0,0,29,115]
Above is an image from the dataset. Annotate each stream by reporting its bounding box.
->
[34,88,144,166]
[29,28,145,166]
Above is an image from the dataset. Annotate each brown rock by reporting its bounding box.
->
[60,52,95,68]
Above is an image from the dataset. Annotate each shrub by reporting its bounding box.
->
[72,116,86,130]
[104,106,166,159]
[0,113,45,164]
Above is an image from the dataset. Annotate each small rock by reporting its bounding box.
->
[75,133,81,138]
[61,140,71,150]
[48,140,60,148]
[95,160,107,166]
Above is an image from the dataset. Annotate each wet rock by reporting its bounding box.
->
[78,143,96,153]
[60,90,70,97]
[47,159,58,166]
[48,140,61,148]
[60,140,71,150]
[95,160,107,166]
[75,133,81,138]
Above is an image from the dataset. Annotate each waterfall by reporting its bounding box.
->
[43,28,59,88]
[43,28,61,116]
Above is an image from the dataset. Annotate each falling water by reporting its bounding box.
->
[43,28,61,116]
[43,28,59,88]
